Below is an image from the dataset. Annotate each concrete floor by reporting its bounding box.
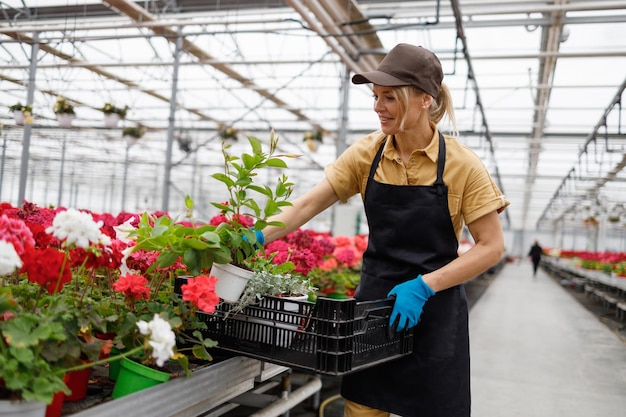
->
[470,260,626,417]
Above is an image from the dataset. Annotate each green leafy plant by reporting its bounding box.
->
[210,130,296,267]
[101,103,129,118]
[122,126,146,139]
[8,102,32,113]
[0,287,70,404]
[130,196,228,275]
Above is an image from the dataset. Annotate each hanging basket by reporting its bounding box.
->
[56,113,74,128]
[103,113,121,128]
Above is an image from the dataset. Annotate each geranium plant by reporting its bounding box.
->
[53,96,75,115]
[0,287,71,404]
[0,201,221,405]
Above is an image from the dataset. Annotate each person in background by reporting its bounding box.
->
[260,43,509,417]
[528,239,543,277]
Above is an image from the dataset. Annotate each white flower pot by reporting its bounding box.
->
[211,263,254,303]
[56,113,74,128]
[104,113,121,128]
[13,110,25,126]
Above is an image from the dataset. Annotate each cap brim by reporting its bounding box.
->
[352,71,409,86]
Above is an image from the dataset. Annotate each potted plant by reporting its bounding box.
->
[208,130,296,300]
[8,103,32,126]
[100,103,129,128]
[122,126,146,147]
[0,287,70,413]
[52,97,75,127]
[303,129,323,152]
[229,265,316,315]
[0,203,220,414]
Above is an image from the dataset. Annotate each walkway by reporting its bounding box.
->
[470,260,626,417]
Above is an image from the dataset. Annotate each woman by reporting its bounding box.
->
[262,43,509,417]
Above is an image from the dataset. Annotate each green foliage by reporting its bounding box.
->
[122,126,145,139]
[8,102,32,113]
[130,211,228,275]
[0,287,70,404]
[229,269,316,314]
[210,131,296,266]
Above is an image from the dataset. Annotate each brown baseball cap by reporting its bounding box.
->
[352,43,443,98]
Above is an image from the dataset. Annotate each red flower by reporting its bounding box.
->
[112,273,150,300]
[181,275,220,313]
[20,245,72,293]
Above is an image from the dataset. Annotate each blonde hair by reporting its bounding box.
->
[392,84,457,135]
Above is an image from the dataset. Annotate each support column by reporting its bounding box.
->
[18,33,39,206]
[161,29,183,212]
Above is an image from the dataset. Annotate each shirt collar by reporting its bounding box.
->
[381,122,440,163]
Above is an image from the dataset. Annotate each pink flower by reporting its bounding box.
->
[0,214,35,255]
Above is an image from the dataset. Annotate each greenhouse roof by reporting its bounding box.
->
[1,0,625,233]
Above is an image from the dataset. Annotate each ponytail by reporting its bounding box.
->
[430,83,458,136]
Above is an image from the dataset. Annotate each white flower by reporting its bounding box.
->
[114,218,136,243]
[46,208,108,248]
[136,314,176,367]
[0,241,22,275]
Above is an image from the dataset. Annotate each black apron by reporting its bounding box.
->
[341,133,470,417]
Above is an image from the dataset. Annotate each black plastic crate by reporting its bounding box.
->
[195,295,413,376]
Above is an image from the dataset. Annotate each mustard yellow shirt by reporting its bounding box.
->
[325,125,510,240]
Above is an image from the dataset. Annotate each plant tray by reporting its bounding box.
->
[196,296,413,376]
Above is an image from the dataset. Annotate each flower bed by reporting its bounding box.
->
[545,248,626,277]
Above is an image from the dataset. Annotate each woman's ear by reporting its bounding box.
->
[422,94,433,108]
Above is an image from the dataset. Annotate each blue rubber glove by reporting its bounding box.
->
[388,274,435,332]
[242,228,265,247]
[254,229,265,246]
